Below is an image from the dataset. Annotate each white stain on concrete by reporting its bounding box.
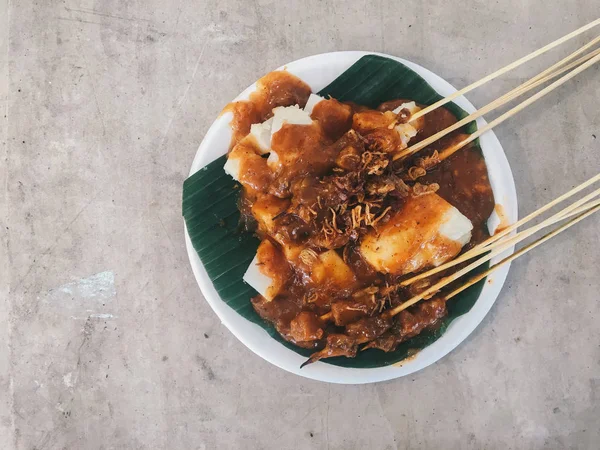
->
[70,313,117,320]
[46,271,117,318]
[89,313,115,319]
[57,271,117,300]
[53,271,116,301]
[63,372,74,388]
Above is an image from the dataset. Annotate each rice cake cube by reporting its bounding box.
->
[243,240,290,301]
[360,193,472,275]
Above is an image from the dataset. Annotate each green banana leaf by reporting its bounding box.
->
[182,55,489,369]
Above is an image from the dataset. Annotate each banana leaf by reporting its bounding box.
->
[182,55,489,368]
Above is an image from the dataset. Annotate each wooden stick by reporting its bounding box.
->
[401,185,600,286]
[521,34,600,88]
[545,198,600,222]
[444,203,600,301]
[435,51,600,163]
[389,204,600,317]
[408,19,600,122]
[394,47,600,161]
[320,311,332,321]
[436,52,600,163]
[466,173,600,255]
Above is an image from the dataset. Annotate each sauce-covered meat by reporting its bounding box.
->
[364,297,447,352]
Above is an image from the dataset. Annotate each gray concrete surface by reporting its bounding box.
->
[1,1,599,449]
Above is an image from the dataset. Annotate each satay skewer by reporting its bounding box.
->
[408,19,600,123]
[521,34,600,88]
[394,46,600,160]
[435,52,600,163]
[394,48,600,163]
[388,202,600,317]
[309,202,599,365]
[318,195,599,323]
[355,200,600,357]
[402,176,600,286]
[445,201,600,300]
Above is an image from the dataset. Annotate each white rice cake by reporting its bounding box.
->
[303,93,325,116]
[360,193,473,275]
[393,101,425,132]
[270,105,313,137]
[243,240,289,301]
[249,117,274,154]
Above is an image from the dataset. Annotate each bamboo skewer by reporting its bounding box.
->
[320,311,332,321]
[435,52,600,163]
[471,193,600,258]
[521,34,600,89]
[396,192,600,301]
[466,173,600,255]
[443,203,600,302]
[544,199,600,222]
[401,184,600,286]
[394,47,600,161]
[388,204,600,317]
[408,19,600,123]
[554,199,600,219]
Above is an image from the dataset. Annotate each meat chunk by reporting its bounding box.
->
[335,145,362,171]
[302,334,358,367]
[364,298,447,352]
[352,110,397,133]
[330,299,375,326]
[251,294,301,325]
[289,311,324,343]
[364,128,401,153]
[345,315,393,343]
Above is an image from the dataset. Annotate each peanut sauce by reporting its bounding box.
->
[221,71,311,146]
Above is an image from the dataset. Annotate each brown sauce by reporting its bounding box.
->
[224,74,496,363]
[493,203,511,234]
[222,71,311,146]
[311,98,353,140]
[229,141,272,194]
[269,122,331,197]
[415,107,458,143]
[421,144,494,245]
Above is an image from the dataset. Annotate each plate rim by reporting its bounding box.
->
[184,51,518,384]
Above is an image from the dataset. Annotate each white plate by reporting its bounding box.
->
[185,51,518,384]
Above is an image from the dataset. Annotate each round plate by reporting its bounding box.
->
[185,51,518,384]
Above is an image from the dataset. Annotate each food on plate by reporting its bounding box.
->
[222,70,495,364]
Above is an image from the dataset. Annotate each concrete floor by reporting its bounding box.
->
[1,0,599,449]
